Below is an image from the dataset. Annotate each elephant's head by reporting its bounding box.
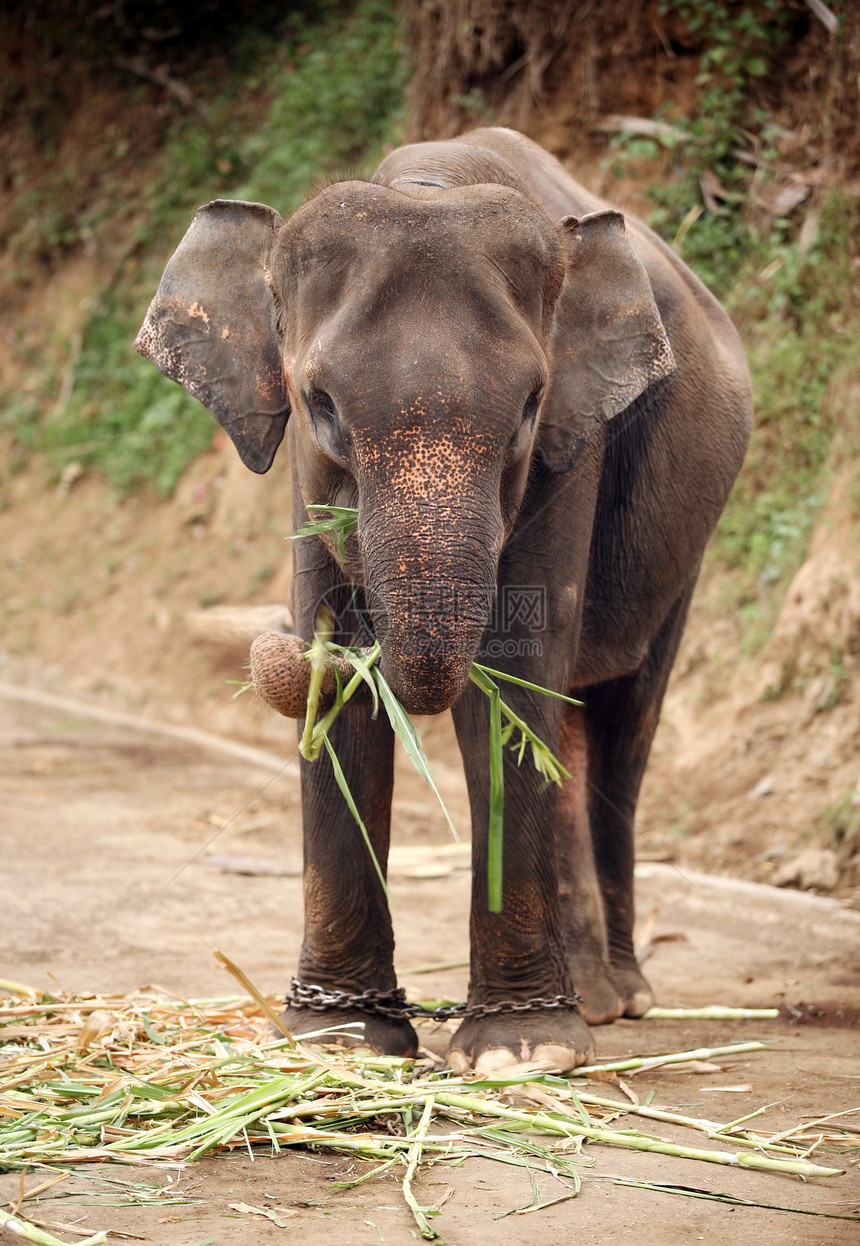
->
[135,179,673,714]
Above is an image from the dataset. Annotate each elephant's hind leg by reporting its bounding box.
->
[584,588,697,1017]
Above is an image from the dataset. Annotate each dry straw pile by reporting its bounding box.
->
[2,974,858,1243]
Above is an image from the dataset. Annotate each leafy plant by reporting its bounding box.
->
[657,0,793,163]
[294,504,362,563]
[4,0,405,496]
[608,6,860,636]
[290,505,579,912]
[817,788,860,855]
[708,191,860,615]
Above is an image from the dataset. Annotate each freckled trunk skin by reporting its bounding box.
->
[369,572,494,714]
[351,407,509,715]
[360,501,502,716]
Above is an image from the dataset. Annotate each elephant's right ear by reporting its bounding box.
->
[134,199,289,474]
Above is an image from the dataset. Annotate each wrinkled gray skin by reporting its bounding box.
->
[136,128,752,1072]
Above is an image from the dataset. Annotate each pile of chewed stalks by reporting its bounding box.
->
[250,629,354,721]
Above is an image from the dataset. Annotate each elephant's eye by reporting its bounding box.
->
[311,390,337,422]
[507,389,542,463]
[521,390,541,427]
[307,389,350,466]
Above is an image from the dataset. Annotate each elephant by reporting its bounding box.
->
[135,126,752,1073]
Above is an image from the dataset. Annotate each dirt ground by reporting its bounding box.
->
[2,684,859,1245]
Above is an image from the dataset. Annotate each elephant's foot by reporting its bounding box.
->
[566,939,654,1023]
[447,1007,594,1074]
[609,955,654,1018]
[564,939,625,1025]
[283,1005,419,1057]
[571,967,625,1026]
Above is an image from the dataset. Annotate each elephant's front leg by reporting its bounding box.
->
[285,702,418,1056]
[449,684,594,1072]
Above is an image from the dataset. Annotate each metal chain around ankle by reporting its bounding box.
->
[286,978,580,1022]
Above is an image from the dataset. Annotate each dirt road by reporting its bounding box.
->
[2,684,859,1244]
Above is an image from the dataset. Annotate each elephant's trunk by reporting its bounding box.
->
[361,503,502,716]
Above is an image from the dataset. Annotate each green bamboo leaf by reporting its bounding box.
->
[609,1179,860,1221]
[472,663,583,706]
[330,642,380,719]
[291,504,359,564]
[486,675,505,913]
[471,665,571,787]
[306,504,358,526]
[373,667,460,842]
[292,505,359,539]
[323,734,390,903]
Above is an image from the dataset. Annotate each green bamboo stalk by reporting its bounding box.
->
[331,1156,401,1188]
[642,1006,779,1021]
[725,1116,775,1142]
[573,1092,810,1156]
[576,1041,767,1075]
[268,1093,423,1119]
[299,633,330,760]
[402,1096,439,1240]
[609,1098,764,1137]
[0,1208,107,1246]
[309,641,382,754]
[485,672,505,912]
[432,1092,844,1178]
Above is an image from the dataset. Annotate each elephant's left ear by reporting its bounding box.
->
[134,199,289,474]
[538,210,675,474]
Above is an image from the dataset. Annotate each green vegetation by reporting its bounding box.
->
[1,0,405,495]
[291,505,578,912]
[818,786,860,856]
[4,0,856,638]
[706,193,858,585]
[607,3,860,629]
[2,993,848,1241]
[656,0,794,168]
